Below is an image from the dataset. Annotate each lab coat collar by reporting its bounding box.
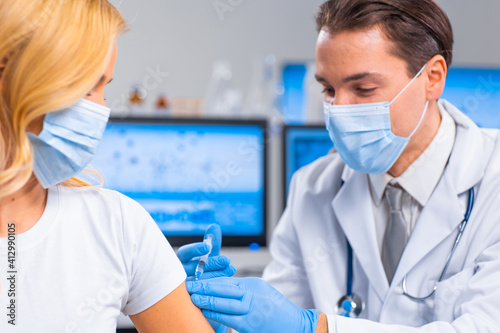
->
[440,99,490,193]
[336,169,390,301]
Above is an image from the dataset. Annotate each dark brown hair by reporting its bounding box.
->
[316,0,454,76]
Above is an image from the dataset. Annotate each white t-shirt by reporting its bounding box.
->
[0,185,186,332]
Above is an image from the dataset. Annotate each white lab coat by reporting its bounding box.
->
[262,100,500,332]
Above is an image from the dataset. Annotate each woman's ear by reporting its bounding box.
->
[425,54,448,101]
[0,58,6,92]
[0,57,7,80]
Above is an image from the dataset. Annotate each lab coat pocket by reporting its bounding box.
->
[432,266,475,322]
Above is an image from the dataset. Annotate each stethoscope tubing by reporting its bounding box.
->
[401,187,475,301]
[341,186,475,314]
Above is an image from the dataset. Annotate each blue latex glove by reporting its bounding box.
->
[186,277,319,333]
[177,224,235,333]
[177,224,236,281]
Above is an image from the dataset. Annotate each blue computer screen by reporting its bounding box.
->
[84,120,265,237]
[441,67,500,128]
[285,126,332,193]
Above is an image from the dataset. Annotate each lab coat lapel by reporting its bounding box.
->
[391,170,463,285]
[332,169,389,301]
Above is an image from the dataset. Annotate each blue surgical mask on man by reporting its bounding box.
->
[324,64,429,175]
[28,98,111,188]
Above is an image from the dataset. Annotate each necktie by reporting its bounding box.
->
[381,184,408,284]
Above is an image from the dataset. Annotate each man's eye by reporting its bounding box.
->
[357,87,376,94]
[322,88,335,95]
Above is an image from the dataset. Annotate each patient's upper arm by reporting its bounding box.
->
[130,282,214,332]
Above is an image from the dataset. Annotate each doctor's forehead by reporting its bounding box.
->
[315,26,408,84]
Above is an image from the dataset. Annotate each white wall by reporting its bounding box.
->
[108,0,324,113]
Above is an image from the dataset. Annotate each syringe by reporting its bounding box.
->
[195,234,214,281]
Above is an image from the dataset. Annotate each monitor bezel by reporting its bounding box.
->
[106,116,269,248]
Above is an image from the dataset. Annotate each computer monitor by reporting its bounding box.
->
[440,67,500,128]
[283,125,333,195]
[83,118,268,247]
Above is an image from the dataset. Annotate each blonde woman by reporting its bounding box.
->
[0,0,214,331]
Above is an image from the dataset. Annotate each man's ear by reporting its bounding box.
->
[425,54,448,101]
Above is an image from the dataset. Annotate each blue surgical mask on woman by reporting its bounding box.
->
[324,64,429,174]
[28,98,111,188]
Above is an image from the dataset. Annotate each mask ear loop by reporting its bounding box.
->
[389,63,429,139]
[406,100,430,139]
[389,64,428,106]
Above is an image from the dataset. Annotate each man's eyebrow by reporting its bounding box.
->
[315,72,384,85]
[315,74,329,84]
[341,72,383,84]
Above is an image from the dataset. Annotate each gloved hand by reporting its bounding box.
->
[186,277,319,333]
[177,224,236,281]
[177,224,235,333]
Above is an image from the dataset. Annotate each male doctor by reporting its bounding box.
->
[179,0,500,332]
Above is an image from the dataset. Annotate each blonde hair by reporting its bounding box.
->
[0,0,126,198]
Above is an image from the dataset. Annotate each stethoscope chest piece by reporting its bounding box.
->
[336,293,364,318]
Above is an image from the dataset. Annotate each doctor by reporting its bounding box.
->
[181,0,500,332]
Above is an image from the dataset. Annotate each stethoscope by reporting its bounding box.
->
[336,185,475,318]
